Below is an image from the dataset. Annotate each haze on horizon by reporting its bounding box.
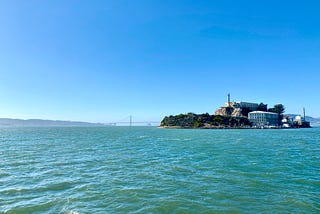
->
[1,0,319,123]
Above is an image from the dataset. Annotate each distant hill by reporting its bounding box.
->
[305,117,320,126]
[0,118,105,127]
[286,115,320,126]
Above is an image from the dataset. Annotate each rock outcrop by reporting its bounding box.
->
[215,107,243,117]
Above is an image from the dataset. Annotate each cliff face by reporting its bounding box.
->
[214,107,228,116]
[215,107,243,117]
[231,108,243,117]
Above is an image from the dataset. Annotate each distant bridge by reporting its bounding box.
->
[104,116,160,126]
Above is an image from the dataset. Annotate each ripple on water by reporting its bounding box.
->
[0,127,319,213]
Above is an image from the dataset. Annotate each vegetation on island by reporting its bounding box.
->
[268,103,285,124]
[257,103,268,111]
[160,103,311,129]
[160,113,251,128]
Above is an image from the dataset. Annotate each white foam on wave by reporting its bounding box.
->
[63,210,80,214]
[138,135,147,138]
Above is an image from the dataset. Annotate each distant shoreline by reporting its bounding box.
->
[0,118,105,127]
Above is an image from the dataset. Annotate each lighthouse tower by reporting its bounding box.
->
[227,93,231,107]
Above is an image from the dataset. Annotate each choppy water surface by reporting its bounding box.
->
[0,127,319,213]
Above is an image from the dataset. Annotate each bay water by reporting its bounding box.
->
[0,127,319,213]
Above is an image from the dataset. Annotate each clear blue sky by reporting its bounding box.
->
[1,0,319,122]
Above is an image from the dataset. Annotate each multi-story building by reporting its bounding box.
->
[226,101,259,111]
[248,111,279,127]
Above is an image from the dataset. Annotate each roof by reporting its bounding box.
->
[249,111,278,115]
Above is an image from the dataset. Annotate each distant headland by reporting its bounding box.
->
[160,94,312,129]
[0,118,104,127]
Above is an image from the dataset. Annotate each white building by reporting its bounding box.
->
[248,111,279,127]
[294,116,304,125]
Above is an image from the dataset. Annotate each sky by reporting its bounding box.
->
[0,0,319,123]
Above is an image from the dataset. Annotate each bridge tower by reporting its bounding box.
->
[130,115,132,126]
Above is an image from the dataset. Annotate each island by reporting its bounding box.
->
[160,94,311,129]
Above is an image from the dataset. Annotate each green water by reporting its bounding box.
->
[0,127,319,213]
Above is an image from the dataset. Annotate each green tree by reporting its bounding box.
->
[273,104,285,115]
[241,107,250,117]
[257,103,268,111]
[225,107,233,116]
[269,104,285,125]
[211,115,224,126]
[193,121,203,128]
